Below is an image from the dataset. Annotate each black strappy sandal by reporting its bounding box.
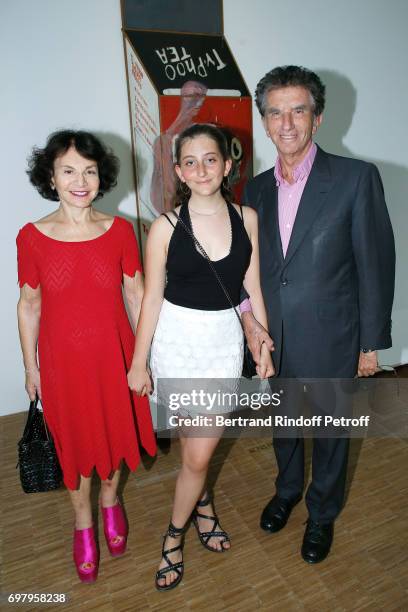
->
[155,521,186,591]
[192,494,230,553]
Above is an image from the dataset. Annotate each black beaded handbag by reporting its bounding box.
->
[167,210,257,379]
[17,396,62,493]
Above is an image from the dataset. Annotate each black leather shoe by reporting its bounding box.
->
[260,494,302,533]
[301,519,334,564]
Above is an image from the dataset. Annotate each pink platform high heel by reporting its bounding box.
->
[101,500,128,557]
[73,526,99,583]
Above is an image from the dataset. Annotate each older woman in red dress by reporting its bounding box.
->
[17,130,156,582]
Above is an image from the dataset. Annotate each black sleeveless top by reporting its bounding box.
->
[164,202,252,310]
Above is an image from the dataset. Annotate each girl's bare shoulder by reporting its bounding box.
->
[149,209,180,241]
[231,203,257,224]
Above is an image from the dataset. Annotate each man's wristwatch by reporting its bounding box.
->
[361,348,375,353]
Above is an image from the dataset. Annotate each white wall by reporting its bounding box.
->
[1,0,407,416]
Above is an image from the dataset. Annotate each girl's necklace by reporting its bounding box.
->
[188,202,225,216]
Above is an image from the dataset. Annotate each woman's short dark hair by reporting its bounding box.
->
[27,130,120,201]
[173,123,233,207]
[255,65,326,117]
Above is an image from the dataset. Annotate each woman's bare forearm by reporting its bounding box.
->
[17,299,41,370]
[123,271,144,330]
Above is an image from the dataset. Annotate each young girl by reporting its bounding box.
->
[127,123,273,591]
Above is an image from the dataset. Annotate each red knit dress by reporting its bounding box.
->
[16,216,156,489]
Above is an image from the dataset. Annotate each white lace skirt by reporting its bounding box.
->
[150,299,244,417]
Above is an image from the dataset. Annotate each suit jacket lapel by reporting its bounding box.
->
[262,177,284,264]
[283,146,333,268]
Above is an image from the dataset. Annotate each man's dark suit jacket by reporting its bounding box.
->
[243,145,395,378]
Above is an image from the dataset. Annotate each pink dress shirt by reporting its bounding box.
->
[276,142,317,256]
[240,142,317,313]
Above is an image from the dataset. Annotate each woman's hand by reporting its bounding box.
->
[256,343,275,379]
[25,367,42,401]
[127,365,152,396]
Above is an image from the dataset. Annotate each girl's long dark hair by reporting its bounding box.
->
[173,123,234,207]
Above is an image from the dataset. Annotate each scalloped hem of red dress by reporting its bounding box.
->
[63,448,156,491]
[19,279,40,290]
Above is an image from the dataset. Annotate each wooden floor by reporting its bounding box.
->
[1,378,408,611]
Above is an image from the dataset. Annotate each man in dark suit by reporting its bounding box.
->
[241,65,395,563]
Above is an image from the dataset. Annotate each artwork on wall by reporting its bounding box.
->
[121,1,252,254]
